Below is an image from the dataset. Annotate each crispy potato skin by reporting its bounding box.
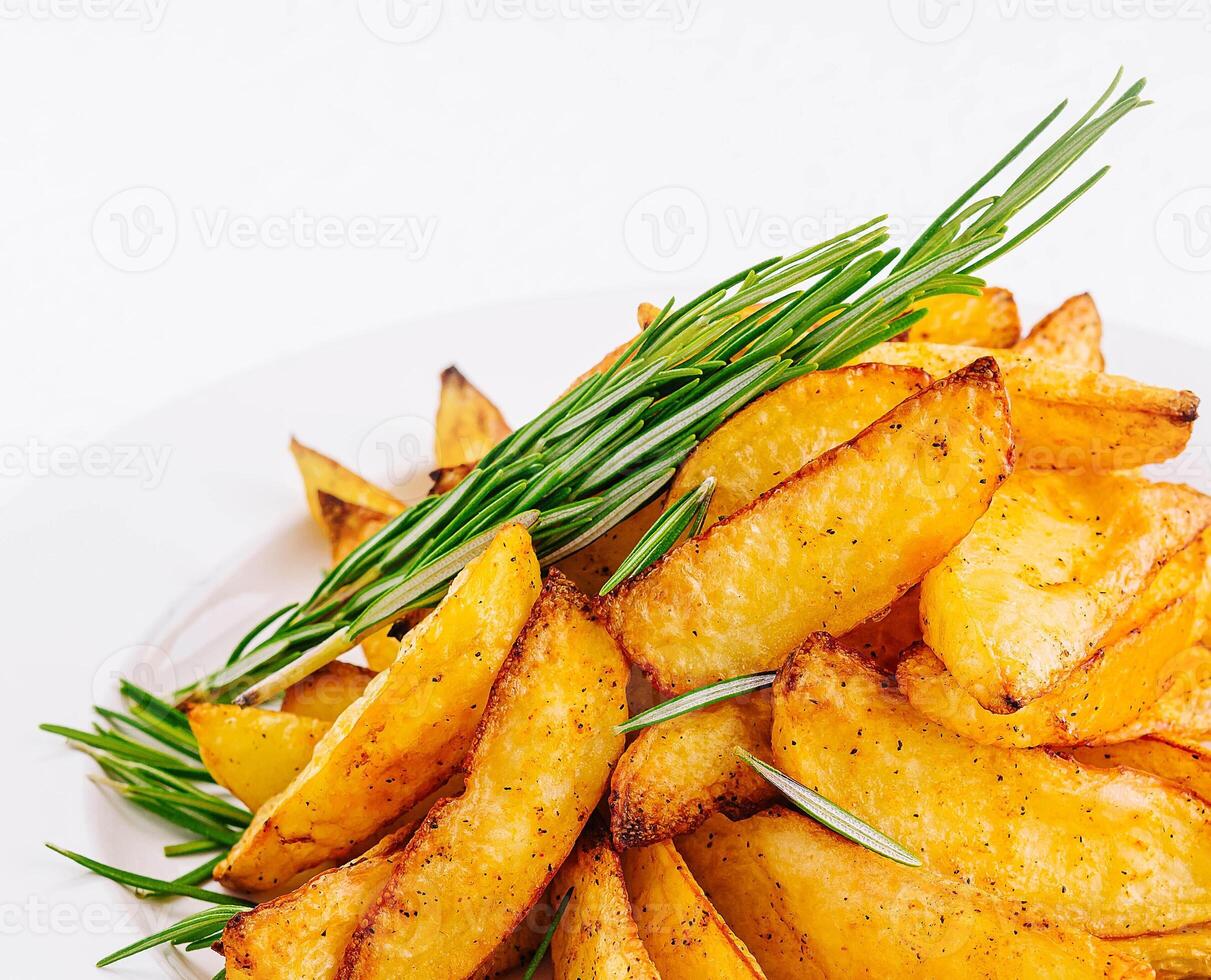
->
[1070,736,1211,807]
[550,824,661,980]
[669,364,931,528]
[223,822,417,980]
[281,662,374,723]
[920,471,1211,712]
[857,341,1198,470]
[1014,294,1105,371]
[622,839,766,979]
[604,358,1013,694]
[772,633,1211,937]
[904,286,1021,347]
[188,704,329,813]
[1109,922,1211,978]
[434,365,512,468]
[337,571,629,979]
[678,809,1151,980]
[609,692,776,851]
[289,439,403,529]
[216,525,541,892]
[903,532,1209,744]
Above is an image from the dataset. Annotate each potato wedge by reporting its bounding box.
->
[1107,644,1211,741]
[550,824,661,980]
[290,439,403,529]
[280,661,374,723]
[1014,293,1105,371]
[668,364,932,528]
[1110,923,1211,979]
[857,341,1198,470]
[1070,735,1211,805]
[435,365,511,469]
[604,358,1013,694]
[678,808,1150,980]
[609,692,775,851]
[217,523,541,892]
[316,492,393,564]
[637,301,662,329]
[337,570,629,978]
[223,821,418,980]
[188,704,329,813]
[901,532,1209,744]
[920,470,1211,712]
[839,585,922,674]
[904,286,1021,347]
[622,838,766,979]
[772,632,1211,936]
[429,461,475,494]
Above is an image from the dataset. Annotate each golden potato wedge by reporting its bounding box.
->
[1110,923,1211,979]
[223,821,418,980]
[1070,735,1211,805]
[604,358,1013,694]
[280,661,374,723]
[435,365,511,469]
[678,809,1150,980]
[637,301,662,329]
[429,460,475,494]
[609,692,775,851]
[290,439,403,529]
[668,363,932,528]
[857,341,1198,470]
[217,523,541,892]
[556,498,662,595]
[188,704,329,813]
[1107,643,1211,742]
[901,532,1209,744]
[920,470,1211,712]
[550,824,661,980]
[337,570,629,978]
[1014,293,1105,371]
[839,586,922,674]
[772,632,1211,936]
[316,492,393,564]
[904,286,1021,347]
[622,838,766,979]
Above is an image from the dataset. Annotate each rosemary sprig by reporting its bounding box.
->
[523,887,573,980]
[599,477,716,595]
[735,748,921,867]
[46,845,252,906]
[614,672,776,735]
[96,905,239,968]
[200,73,1146,707]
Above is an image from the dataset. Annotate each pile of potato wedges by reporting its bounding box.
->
[189,290,1211,978]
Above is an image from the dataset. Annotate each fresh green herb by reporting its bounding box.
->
[599,476,716,595]
[523,887,573,980]
[614,672,776,735]
[95,905,240,968]
[45,844,252,906]
[735,748,921,867]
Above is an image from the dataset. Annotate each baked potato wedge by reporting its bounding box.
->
[290,439,403,529]
[434,365,512,469]
[771,632,1211,936]
[188,704,329,813]
[280,661,374,723]
[1014,293,1105,371]
[1107,644,1211,741]
[550,824,661,980]
[609,692,776,851]
[1070,735,1211,806]
[668,363,931,528]
[216,523,541,892]
[604,358,1013,694]
[621,838,766,979]
[857,341,1198,470]
[904,286,1021,347]
[919,470,1211,712]
[316,492,393,565]
[337,570,629,978]
[677,808,1150,980]
[1110,923,1211,979]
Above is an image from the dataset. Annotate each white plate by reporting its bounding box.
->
[57,293,1211,976]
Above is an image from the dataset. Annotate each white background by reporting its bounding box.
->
[2,2,1209,976]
